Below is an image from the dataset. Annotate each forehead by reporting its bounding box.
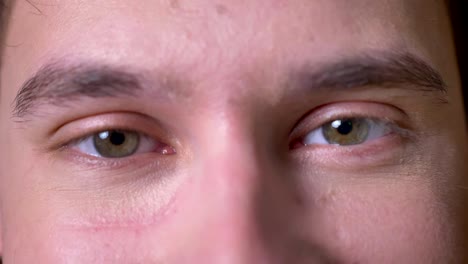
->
[1,0,451,93]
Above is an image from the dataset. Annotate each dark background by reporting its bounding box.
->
[448,0,468,119]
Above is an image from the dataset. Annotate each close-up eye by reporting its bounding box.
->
[73,130,176,158]
[300,117,393,147]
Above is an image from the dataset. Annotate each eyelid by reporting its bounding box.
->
[46,112,175,152]
[72,131,164,158]
[289,101,412,143]
[303,118,395,146]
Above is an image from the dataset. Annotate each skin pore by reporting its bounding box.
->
[1,0,467,263]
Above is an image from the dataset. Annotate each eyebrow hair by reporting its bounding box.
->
[292,52,447,96]
[12,51,447,119]
[13,62,146,118]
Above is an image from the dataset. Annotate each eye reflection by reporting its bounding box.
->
[301,117,392,147]
[93,130,140,158]
[322,118,370,145]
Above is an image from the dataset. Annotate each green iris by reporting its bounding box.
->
[93,130,140,158]
[322,118,370,145]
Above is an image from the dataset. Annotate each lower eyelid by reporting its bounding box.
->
[292,132,407,167]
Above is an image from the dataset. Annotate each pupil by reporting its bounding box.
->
[109,131,126,145]
[336,120,353,135]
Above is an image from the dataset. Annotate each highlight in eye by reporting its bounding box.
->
[323,119,370,145]
[290,116,396,150]
[74,129,176,158]
[305,117,392,146]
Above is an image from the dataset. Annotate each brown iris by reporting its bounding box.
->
[93,130,140,158]
[322,118,370,145]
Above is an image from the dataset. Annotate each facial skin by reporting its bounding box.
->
[0,0,467,263]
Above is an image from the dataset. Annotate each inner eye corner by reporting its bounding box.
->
[288,137,305,150]
[69,128,178,159]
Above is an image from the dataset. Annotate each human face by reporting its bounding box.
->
[0,0,467,263]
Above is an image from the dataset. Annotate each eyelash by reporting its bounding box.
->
[290,116,398,148]
[54,103,412,165]
[75,132,158,157]
[288,103,413,151]
[67,118,400,158]
[55,130,172,171]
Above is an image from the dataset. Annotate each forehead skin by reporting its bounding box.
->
[1,0,467,263]
[0,0,460,94]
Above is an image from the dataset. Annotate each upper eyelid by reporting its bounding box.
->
[296,117,400,145]
[288,102,410,141]
[308,117,393,138]
[49,103,408,150]
[66,129,149,147]
[46,112,172,152]
[58,127,147,150]
[72,130,161,159]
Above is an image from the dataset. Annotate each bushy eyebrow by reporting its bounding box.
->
[12,62,148,118]
[292,52,447,96]
[11,51,447,120]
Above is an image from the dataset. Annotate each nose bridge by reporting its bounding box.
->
[196,108,263,192]
[202,119,263,223]
[192,116,275,262]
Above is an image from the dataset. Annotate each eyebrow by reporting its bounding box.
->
[292,52,447,96]
[12,62,146,118]
[12,51,447,119]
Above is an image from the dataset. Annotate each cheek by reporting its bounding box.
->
[302,182,454,263]
[2,209,175,263]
